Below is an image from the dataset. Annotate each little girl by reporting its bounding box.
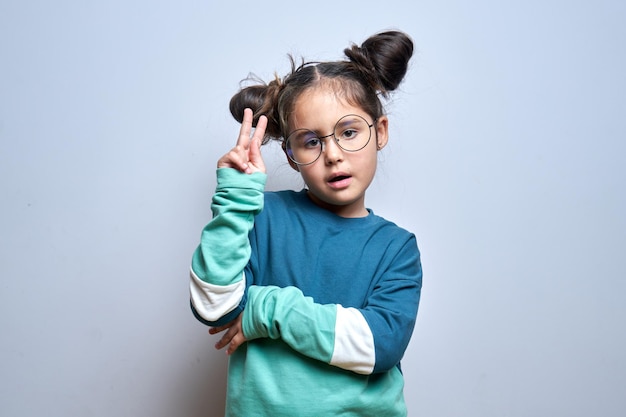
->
[190,30,422,417]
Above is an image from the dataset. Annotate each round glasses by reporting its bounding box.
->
[284,114,375,165]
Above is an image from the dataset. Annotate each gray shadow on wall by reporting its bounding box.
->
[174,338,229,417]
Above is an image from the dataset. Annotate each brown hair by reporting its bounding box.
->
[229,30,414,144]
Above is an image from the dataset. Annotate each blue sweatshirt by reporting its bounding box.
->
[190,168,422,416]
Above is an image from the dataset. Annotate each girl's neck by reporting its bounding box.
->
[306,190,369,218]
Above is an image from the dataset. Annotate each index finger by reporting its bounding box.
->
[236,108,254,147]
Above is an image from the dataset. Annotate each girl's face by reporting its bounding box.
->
[285,85,388,218]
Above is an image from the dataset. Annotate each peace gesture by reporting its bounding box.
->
[217,108,267,174]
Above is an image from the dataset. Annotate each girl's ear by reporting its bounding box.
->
[375,116,389,150]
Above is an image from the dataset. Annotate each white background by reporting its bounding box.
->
[1,1,624,416]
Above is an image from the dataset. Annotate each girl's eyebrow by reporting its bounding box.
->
[296,114,367,134]
[335,117,359,128]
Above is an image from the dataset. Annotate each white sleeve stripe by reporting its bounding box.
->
[330,306,375,375]
[189,268,245,322]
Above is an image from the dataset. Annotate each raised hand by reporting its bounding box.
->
[217,108,268,174]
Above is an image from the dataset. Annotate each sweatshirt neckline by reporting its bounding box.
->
[294,189,377,224]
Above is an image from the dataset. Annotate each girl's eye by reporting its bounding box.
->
[289,130,320,149]
[340,128,359,140]
[304,137,321,148]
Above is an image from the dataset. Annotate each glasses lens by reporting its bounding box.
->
[285,129,321,165]
[334,115,371,152]
[285,115,373,165]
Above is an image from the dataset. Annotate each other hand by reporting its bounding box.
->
[209,314,247,355]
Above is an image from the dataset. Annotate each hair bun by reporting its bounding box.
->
[229,76,284,142]
[344,30,413,95]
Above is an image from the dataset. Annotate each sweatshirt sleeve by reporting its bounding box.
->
[189,168,266,326]
[242,237,422,375]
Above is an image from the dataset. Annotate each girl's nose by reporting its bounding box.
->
[322,137,344,164]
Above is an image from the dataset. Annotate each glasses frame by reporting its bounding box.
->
[283,114,376,166]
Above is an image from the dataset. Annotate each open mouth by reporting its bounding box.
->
[329,175,351,183]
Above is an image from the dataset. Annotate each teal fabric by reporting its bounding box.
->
[226,341,407,417]
[243,285,337,363]
[246,189,422,373]
[191,168,422,416]
[191,168,265,286]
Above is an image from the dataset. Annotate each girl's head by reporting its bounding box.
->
[229,30,414,142]
[229,30,413,217]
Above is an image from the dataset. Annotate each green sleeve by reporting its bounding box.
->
[242,285,337,363]
[189,168,266,326]
[191,168,266,286]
